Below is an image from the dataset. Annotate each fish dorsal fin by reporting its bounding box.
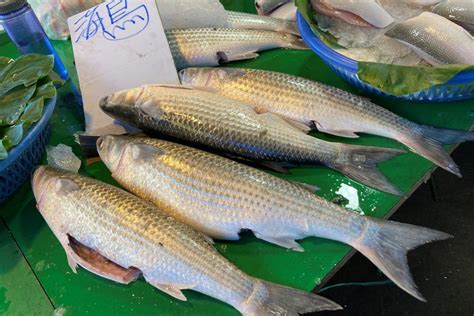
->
[67,235,141,284]
[55,178,80,196]
[139,100,163,119]
[130,143,166,161]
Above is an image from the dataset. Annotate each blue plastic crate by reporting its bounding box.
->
[297,11,474,102]
[0,96,56,203]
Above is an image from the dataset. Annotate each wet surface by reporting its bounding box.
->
[313,143,474,316]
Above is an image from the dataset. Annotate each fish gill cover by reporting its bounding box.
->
[295,0,474,96]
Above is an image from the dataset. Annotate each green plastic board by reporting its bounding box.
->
[1,1,473,315]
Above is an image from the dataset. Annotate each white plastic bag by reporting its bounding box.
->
[30,0,104,40]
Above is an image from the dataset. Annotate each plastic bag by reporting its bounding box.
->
[30,0,104,40]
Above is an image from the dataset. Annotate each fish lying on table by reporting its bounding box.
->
[99,85,405,195]
[97,135,452,302]
[226,10,299,35]
[32,166,341,315]
[386,12,474,65]
[165,28,307,69]
[432,0,474,33]
[179,67,474,178]
[310,0,395,28]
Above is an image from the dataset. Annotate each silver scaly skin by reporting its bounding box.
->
[385,12,474,65]
[179,67,474,178]
[432,0,474,33]
[100,85,406,195]
[32,166,341,315]
[226,11,299,35]
[165,28,306,70]
[97,135,452,302]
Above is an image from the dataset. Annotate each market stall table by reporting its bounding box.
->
[1,2,473,315]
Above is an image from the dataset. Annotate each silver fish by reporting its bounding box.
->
[99,85,405,195]
[97,135,452,302]
[226,10,299,35]
[179,67,474,178]
[32,166,341,315]
[311,0,394,28]
[385,12,474,65]
[433,0,474,33]
[165,28,307,70]
[256,0,291,16]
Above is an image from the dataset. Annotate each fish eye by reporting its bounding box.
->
[97,137,104,151]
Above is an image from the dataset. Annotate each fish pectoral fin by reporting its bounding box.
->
[66,235,141,284]
[254,232,304,252]
[289,180,320,193]
[149,282,195,301]
[201,233,215,245]
[130,143,166,161]
[217,51,259,64]
[139,100,164,119]
[54,178,80,196]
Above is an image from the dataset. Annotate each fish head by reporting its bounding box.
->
[32,165,55,207]
[99,86,147,119]
[178,67,226,89]
[97,135,131,174]
[255,0,291,16]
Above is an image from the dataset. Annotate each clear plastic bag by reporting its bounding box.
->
[30,0,104,40]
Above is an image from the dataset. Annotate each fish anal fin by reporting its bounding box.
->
[289,180,320,193]
[314,121,359,138]
[67,235,141,284]
[147,280,195,301]
[254,232,304,252]
[130,143,166,161]
[282,118,312,133]
[217,51,259,64]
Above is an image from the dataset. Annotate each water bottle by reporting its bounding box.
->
[0,0,69,80]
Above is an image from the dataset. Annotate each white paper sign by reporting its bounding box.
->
[68,0,179,134]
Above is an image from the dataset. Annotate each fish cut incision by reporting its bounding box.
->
[67,235,141,284]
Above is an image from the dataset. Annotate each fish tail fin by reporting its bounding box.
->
[333,145,406,196]
[242,280,342,315]
[352,218,452,301]
[400,131,461,177]
[284,34,309,50]
[420,125,474,144]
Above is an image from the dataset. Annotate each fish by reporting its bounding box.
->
[179,67,474,178]
[97,135,452,302]
[99,85,406,196]
[226,10,299,35]
[310,0,394,28]
[432,0,474,33]
[32,166,341,315]
[267,2,297,20]
[255,0,292,16]
[404,0,441,6]
[385,12,474,65]
[165,28,307,70]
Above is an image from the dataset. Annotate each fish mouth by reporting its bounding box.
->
[31,165,52,210]
[99,96,109,111]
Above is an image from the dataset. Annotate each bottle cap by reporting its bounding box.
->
[0,0,28,15]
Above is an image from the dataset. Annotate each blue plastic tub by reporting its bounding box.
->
[297,11,474,102]
[0,96,56,203]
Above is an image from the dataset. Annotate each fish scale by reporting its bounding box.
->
[33,167,341,315]
[226,11,299,35]
[98,135,452,302]
[165,28,306,70]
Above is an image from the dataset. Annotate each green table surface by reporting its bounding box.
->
[1,1,473,315]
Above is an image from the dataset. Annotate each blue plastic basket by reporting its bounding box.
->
[297,11,474,102]
[0,96,56,203]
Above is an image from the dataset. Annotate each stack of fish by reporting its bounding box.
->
[31,5,474,315]
[311,0,474,65]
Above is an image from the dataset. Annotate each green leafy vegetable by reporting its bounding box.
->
[0,54,54,96]
[358,63,474,96]
[0,85,36,126]
[295,0,342,49]
[0,55,57,160]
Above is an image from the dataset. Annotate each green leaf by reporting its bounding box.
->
[0,85,36,126]
[0,57,12,73]
[358,63,474,96]
[0,54,54,96]
[1,123,24,149]
[0,140,6,160]
[18,82,55,131]
[295,0,343,49]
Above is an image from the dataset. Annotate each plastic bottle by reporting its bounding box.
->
[0,0,69,80]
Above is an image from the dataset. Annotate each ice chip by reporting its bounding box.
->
[47,144,81,173]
